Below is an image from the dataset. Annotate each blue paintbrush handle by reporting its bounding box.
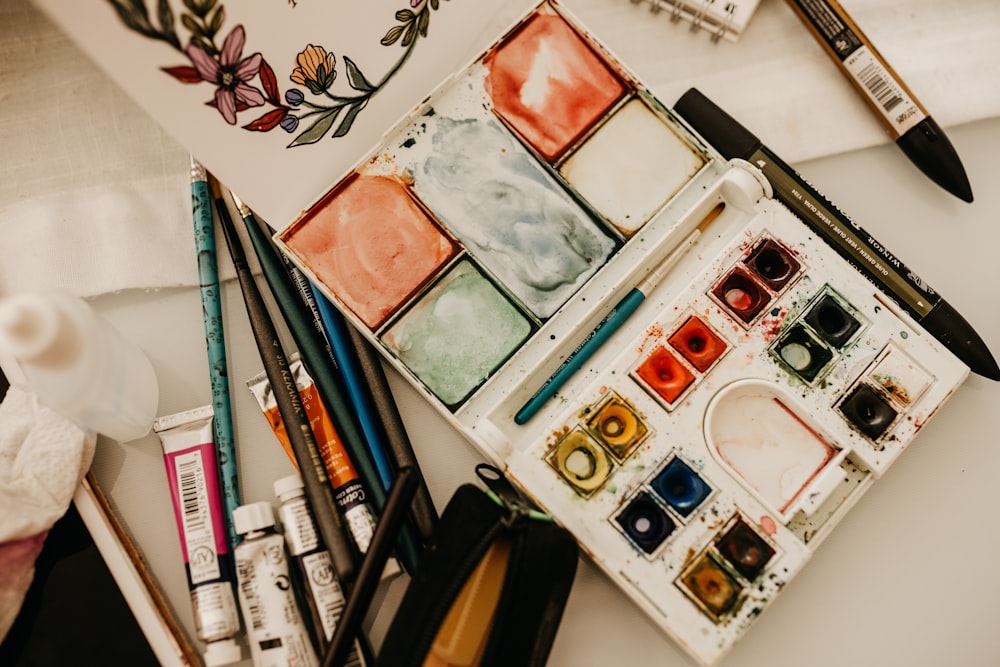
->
[313,287,395,491]
[515,288,645,425]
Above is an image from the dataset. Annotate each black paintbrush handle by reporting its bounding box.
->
[211,180,358,584]
[322,466,418,667]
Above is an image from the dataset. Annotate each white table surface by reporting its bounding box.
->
[67,113,1000,667]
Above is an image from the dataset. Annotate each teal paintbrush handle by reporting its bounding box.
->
[515,288,645,425]
[191,174,240,549]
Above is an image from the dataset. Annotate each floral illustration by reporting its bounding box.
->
[107,0,450,146]
[290,45,337,95]
[186,25,264,124]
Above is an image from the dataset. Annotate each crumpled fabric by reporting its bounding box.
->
[0,384,95,641]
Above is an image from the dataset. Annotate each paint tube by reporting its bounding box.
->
[233,501,318,667]
[247,357,377,553]
[154,406,243,667]
[274,473,368,665]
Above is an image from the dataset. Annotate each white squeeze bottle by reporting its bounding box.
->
[0,289,159,441]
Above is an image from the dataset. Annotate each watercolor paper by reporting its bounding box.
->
[28,0,527,225]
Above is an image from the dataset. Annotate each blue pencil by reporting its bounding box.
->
[515,203,725,425]
[190,156,240,548]
[312,285,395,492]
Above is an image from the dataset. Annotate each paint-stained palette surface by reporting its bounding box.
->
[507,208,966,665]
[276,3,968,665]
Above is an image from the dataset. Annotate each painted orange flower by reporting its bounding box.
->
[290,45,337,95]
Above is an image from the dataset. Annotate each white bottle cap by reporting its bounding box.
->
[0,294,61,362]
[203,638,242,667]
[233,501,275,535]
[273,473,305,502]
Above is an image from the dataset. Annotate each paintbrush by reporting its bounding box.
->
[228,188,388,522]
[190,156,241,548]
[343,322,438,542]
[322,466,418,667]
[515,202,726,425]
[208,174,358,585]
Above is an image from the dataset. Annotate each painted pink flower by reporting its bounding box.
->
[186,25,265,125]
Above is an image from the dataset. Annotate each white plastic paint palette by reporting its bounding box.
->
[273,2,968,665]
[505,205,967,664]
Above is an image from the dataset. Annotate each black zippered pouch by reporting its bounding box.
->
[376,465,579,667]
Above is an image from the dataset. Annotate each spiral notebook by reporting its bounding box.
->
[627,0,762,42]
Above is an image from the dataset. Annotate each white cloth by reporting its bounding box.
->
[0,0,196,298]
[0,384,95,641]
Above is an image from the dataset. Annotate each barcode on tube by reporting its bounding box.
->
[237,560,265,631]
[179,460,207,534]
[857,62,902,112]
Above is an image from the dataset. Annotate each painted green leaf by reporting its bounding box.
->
[109,1,154,37]
[402,20,418,47]
[381,24,404,46]
[126,0,149,17]
[344,56,375,92]
[157,0,181,48]
[190,34,213,55]
[395,9,415,22]
[210,6,225,34]
[418,9,429,37]
[289,107,342,147]
[181,13,199,33]
[333,99,368,138]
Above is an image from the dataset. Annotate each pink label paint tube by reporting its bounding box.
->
[154,406,243,667]
[233,501,319,667]
[274,473,368,666]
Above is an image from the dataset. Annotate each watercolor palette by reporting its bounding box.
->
[275,2,968,664]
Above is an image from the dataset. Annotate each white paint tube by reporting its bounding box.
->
[233,501,318,667]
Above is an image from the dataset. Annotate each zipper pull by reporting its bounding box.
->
[476,463,552,524]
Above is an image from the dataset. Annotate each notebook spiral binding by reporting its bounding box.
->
[628,0,756,43]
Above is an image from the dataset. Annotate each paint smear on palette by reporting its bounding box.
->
[484,12,626,161]
[706,381,837,514]
[560,98,706,235]
[403,111,616,320]
[282,175,456,329]
[382,260,532,406]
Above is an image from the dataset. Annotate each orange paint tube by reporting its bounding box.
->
[248,357,377,554]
